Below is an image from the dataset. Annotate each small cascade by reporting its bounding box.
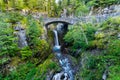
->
[52,29,74,80]
[53,30,61,52]
[53,30,59,46]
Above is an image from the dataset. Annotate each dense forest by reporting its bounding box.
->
[0,0,120,80]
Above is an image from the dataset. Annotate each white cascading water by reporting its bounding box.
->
[53,30,59,46]
[52,29,74,80]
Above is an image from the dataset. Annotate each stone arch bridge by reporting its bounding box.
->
[43,18,78,26]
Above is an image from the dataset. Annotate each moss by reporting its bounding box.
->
[101,17,120,31]
[35,54,61,79]
[108,65,120,80]
[37,54,61,73]
[10,57,21,66]
[107,40,120,56]
[47,30,54,47]
[95,32,105,39]
[92,39,106,49]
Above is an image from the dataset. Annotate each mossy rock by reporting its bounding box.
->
[95,32,105,39]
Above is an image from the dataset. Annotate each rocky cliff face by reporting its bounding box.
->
[91,5,120,15]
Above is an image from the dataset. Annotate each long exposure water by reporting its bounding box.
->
[52,29,74,80]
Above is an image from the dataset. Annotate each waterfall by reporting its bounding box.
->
[53,30,59,46]
[53,30,61,52]
[52,28,74,80]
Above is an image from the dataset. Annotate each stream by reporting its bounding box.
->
[52,28,74,80]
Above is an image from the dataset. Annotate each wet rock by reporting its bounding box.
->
[114,5,120,12]
[109,5,115,11]
[14,26,21,31]
[99,5,120,15]
[46,70,55,80]
[102,70,108,80]
[56,23,64,33]
[52,72,70,80]
[117,33,120,39]
[52,72,64,80]
[103,7,109,14]
[18,30,28,48]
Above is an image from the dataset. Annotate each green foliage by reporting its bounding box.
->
[0,0,59,17]
[0,0,119,17]
[15,0,24,10]
[36,54,60,80]
[75,2,89,16]
[93,32,107,49]
[101,17,120,30]
[80,0,120,8]
[0,54,60,80]
[76,16,120,80]
[23,17,51,64]
[6,12,24,23]
[6,62,36,80]
[64,23,96,51]
[91,17,120,49]
[0,11,53,80]
[95,32,105,39]
[64,25,85,50]
[85,56,97,69]
[94,0,119,7]
[107,40,120,56]
[108,65,120,80]
[26,18,50,58]
[58,0,89,16]
[38,56,60,73]
[0,57,10,65]
[92,39,106,49]
[0,1,120,80]
[0,0,6,11]
[0,21,18,56]
[79,53,105,80]
[20,46,33,60]
[26,18,43,46]
[26,0,37,9]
